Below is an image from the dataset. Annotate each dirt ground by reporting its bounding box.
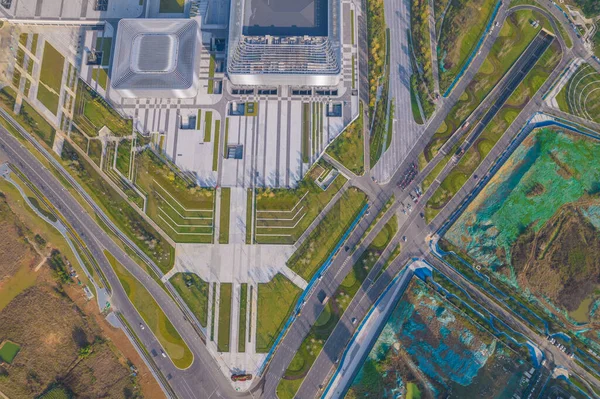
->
[0,188,164,398]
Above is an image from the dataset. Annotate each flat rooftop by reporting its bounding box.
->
[242,0,328,36]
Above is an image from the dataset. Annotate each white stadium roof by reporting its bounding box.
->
[111,19,201,98]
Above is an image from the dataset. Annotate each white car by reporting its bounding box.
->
[402,236,407,242]
[161,350,167,358]
[139,323,145,330]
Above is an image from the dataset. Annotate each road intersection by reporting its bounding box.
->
[1,0,600,398]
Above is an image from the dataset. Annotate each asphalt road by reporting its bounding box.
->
[0,121,245,399]
[263,2,600,398]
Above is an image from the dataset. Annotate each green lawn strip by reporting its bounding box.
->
[327,102,364,175]
[212,119,220,171]
[0,341,20,364]
[223,118,229,157]
[279,300,343,398]
[287,187,367,281]
[425,9,546,161]
[19,33,27,47]
[196,109,202,130]
[74,80,132,136]
[238,283,247,352]
[104,250,193,368]
[19,100,56,147]
[438,0,498,93]
[208,56,215,94]
[350,9,355,45]
[39,41,64,94]
[246,189,253,244]
[88,139,103,167]
[36,85,60,115]
[385,100,394,150]
[256,273,303,353]
[58,142,175,271]
[218,283,232,352]
[210,283,217,340]
[116,138,132,176]
[169,272,209,327]
[23,79,31,98]
[425,40,561,221]
[203,111,213,142]
[133,150,214,244]
[302,102,310,162]
[12,69,21,89]
[95,37,112,67]
[375,243,401,280]
[410,0,435,117]
[219,187,231,244]
[159,0,184,13]
[91,68,108,90]
[30,34,38,55]
[254,160,348,244]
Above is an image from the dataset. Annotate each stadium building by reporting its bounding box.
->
[111,18,201,98]
[227,0,341,86]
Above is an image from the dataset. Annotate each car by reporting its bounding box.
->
[402,236,407,242]
[351,317,357,325]
[344,245,350,252]
[139,323,145,330]
[419,212,424,219]
[161,350,167,358]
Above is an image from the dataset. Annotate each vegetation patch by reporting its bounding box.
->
[219,188,230,244]
[36,85,60,115]
[74,80,132,137]
[218,283,232,352]
[556,62,600,124]
[159,0,184,13]
[170,272,209,327]
[0,340,20,364]
[423,10,549,165]
[238,283,247,352]
[253,159,347,244]
[133,149,214,244]
[287,187,367,281]
[425,40,561,221]
[39,42,64,94]
[410,0,435,118]
[326,102,364,175]
[104,250,193,368]
[438,0,498,93]
[256,274,302,353]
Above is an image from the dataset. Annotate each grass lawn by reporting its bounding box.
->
[203,111,212,142]
[169,272,209,327]
[19,100,56,147]
[438,0,498,93]
[87,139,103,166]
[219,188,230,244]
[287,187,367,281]
[238,283,247,352]
[92,68,108,90]
[369,28,391,167]
[424,10,548,162]
[366,0,387,117]
[556,62,600,124]
[302,102,310,163]
[60,142,174,272]
[410,79,424,124]
[159,0,184,13]
[210,283,216,340]
[212,119,220,171]
[326,102,364,175]
[133,150,214,243]
[115,138,132,176]
[208,56,215,94]
[104,250,193,368]
[254,159,348,244]
[39,41,64,94]
[95,37,112,67]
[0,341,20,364]
[74,80,132,136]
[425,40,561,222]
[256,274,302,353]
[36,84,59,115]
[218,283,232,352]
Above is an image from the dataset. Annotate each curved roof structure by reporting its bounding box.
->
[111,19,201,98]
